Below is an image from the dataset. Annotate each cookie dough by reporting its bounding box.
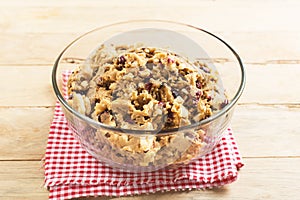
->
[67,44,228,167]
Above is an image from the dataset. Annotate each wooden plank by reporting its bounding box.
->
[0,161,47,200]
[0,105,299,160]
[238,63,300,104]
[0,2,298,200]
[0,0,300,33]
[0,31,300,65]
[0,32,299,65]
[222,32,300,64]
[111,158,300,200]
[231,105,300,157]
[1,63,299,107]
[1,158,299,199]
[0,107,53,160]
[0,1,300,65]
[0,33,78,65]
[0,66,56,106]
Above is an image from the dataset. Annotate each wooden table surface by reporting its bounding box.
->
[1,0,300,199]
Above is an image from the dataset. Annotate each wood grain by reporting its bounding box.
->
[1,32,300,65]
[0,0,300,65]
[0,105,299,160]
[0,0,299,199]
[1,0,300,33]
[0,66,56,106]
[231,105,300,157]
[0,107,53,160]
[0,158,299,199]
[239,63,300,104]
[0,161,46,200]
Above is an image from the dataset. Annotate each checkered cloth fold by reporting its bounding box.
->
[44,72,243,200]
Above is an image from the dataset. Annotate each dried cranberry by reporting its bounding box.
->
[195,91,202,99]
[145,82,153,92]
[207,96,212,101]
[196,80,202,89]
[220,99,229,109]
[167,58,174,63]
[158,101,166,108]
[118,55,126,65]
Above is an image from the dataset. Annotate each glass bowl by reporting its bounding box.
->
[52,20,245,172]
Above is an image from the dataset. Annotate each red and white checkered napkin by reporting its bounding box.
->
[44,103,244,200]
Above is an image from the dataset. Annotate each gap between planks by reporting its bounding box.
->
[1,32,300,65]
[1,156,300,162]
[1,104,300,160]
[0,158,300,199]
[0,103,299,109]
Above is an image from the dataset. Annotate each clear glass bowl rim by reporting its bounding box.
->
[52,19,246,135]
